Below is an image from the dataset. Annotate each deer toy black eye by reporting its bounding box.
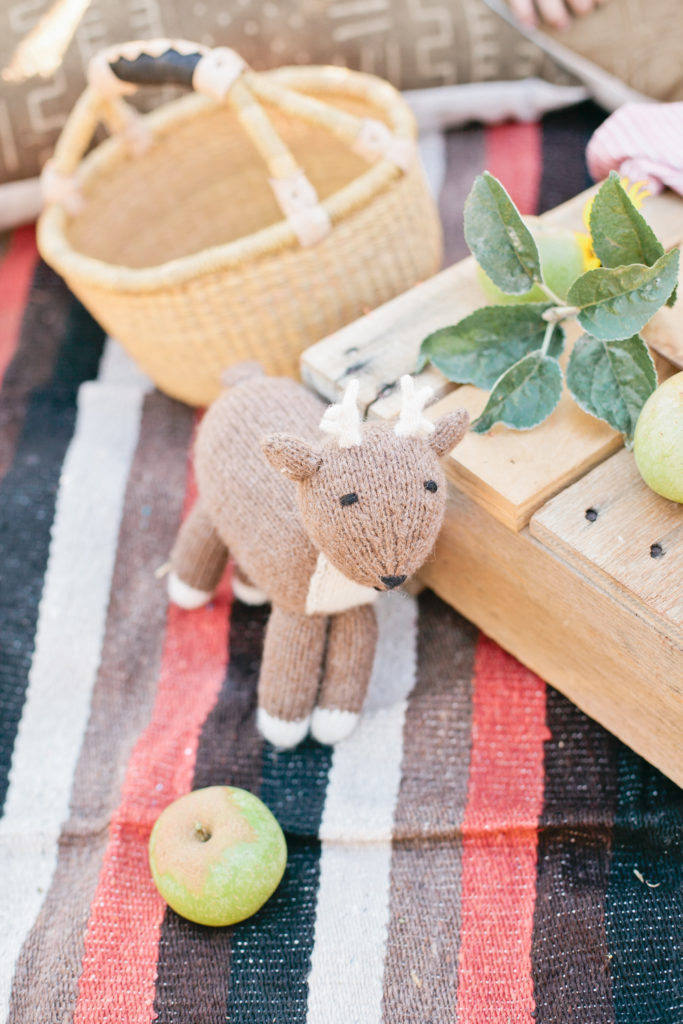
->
[340,492,359,507]
[424,480,438,493]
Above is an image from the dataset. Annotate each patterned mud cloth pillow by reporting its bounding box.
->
[0,0,571,186]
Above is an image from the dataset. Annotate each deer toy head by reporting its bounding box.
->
[262,376,469,591]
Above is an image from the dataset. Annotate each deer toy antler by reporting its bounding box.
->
[394,375,435,438]
[319,378,362,448]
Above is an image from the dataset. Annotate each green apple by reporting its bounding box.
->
[633,371,683,503]
[476,218,587,304]
[149,786,287,926]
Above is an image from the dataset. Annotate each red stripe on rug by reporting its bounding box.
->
[485,122,542,215]
[0,226,38,387]
[73,440,232,1024]
[456,635,549,1024]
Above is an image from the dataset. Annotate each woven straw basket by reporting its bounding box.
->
[37,40,442,406]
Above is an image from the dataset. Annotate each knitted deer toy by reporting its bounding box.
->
[168,363,469,748]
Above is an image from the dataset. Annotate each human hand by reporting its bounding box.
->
[506,0,607,30]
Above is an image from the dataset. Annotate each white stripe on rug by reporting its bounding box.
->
[306,591,418,1024]
[418,131,447,200]
[0,340,150,1020]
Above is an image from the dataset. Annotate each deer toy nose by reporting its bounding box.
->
[380,575,407,590]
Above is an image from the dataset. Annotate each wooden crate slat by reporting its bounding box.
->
[641,265,683,370]
[302,257,487,410]
[423,323,623,531]
[419,484,683,788]
[530,448,683,644]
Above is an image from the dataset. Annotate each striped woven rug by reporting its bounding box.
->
[0,102,681,1024]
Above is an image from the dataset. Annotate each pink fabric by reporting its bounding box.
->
[586,102,683,196]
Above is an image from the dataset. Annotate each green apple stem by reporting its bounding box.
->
[537,280,565,306]
[542,304,580,324]
[194,821,211,842]
[540,321,557,357]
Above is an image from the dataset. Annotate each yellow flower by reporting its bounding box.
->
[578,177,651,270]
[575,230,601,272]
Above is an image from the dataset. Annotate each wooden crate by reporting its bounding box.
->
[302,187,683,787]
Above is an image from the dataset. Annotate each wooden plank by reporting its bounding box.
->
[418,484,683,787]
[301,257,487,410]
[642,262,683,370]
[530,448,683,644]
[369,366,455,422]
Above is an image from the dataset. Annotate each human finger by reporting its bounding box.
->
[533,0,572,29]
[565,0,601,15]
[506,0,539,29]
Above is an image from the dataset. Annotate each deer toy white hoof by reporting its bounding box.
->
[310,708,359,745]
[231,575,268,606]
[168,572,213,610]
[257,708,311,749]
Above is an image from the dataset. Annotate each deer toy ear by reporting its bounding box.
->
[261,433,322,481]
[429,409,470,457]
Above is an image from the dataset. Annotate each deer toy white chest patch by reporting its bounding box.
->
[305,552,378,616]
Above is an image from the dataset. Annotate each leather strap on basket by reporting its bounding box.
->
[44,39,414,247]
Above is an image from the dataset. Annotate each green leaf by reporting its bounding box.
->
[566,333,657,441]
[418,304,564,389]
[590,172,665,268]
[567,249,679,340]
[589,173,677,308]
[472,351,563,433]
[464,172,542,295]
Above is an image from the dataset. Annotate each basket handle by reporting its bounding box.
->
[88,40,414,168]
[42,39,414,245]
[45,41,328,242]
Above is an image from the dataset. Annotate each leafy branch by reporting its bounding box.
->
[418,171,679,443]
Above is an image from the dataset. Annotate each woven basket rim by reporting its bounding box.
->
[38,65,416,295]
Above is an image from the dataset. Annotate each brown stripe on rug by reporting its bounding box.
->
[7,392,193,1024]
[439,126,486,267]
[152,599,268,1024]
[382,590,478,1023]
[531,688,618,1023]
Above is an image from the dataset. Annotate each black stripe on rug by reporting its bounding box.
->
[605,749,683,1024]
[0,263,73,481]
[538,101,606,214]
[531,688,618,1023]
[0,296,104,813]
[225,704,333,1022]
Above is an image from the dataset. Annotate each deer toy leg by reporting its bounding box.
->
[257,607,327,749]
[311,604,378,744]
[168,502,228,610]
